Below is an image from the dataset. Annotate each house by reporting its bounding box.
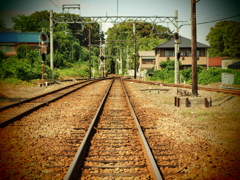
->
[222,58,240,69]
[0,32,41,56]
[138,51,155,73]
[152,36,209,70]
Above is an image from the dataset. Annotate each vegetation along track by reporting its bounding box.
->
[0,78,106,127]
[64,77,162,179]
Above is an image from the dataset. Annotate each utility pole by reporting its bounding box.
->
[88,28,92,79]
[174,10,180,84]
[191,0,198,96]
[50,10,54,82]
[133,23,137,79]
[126,46,129,76]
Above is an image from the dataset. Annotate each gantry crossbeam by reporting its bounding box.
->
[52,15,177,27]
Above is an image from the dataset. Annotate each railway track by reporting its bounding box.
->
[124,79,240,96]
[0,79,113,179]
[0,79,106,127]
[0,77,183,179]
[64,77,163,179]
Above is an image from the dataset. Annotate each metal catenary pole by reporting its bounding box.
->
[133,23,137,79]
[50,10,54,82]
[174,10,180,84]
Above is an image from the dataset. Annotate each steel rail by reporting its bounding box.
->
[64,77,163,180]
[0,79,92,112]
[121,78,163,180]
[0,79,103,128]
[64,78,114,180]
[124,79,240,96]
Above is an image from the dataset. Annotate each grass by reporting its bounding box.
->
[0,78,36,87]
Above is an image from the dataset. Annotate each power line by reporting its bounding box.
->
[49,0,61,12]
[55,0,61,7]
[181,13,240,27]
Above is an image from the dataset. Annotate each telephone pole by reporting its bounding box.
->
[88,28,92,79]
[50,10,54,82]
[133,23,137,79]
[191,0,199,96]
[174,10,180,84]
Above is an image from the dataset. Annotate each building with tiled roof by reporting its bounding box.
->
[0,32,42,56]
[152,36,209,70]
[138,51,155,73]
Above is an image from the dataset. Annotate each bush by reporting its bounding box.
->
[55,61,89,78]
[198,67,240,85]
[0,56,50,81]
[151,65,240,85]
[17,44,31,59]
[150,69,174,83]
[180,67,240,85]
[181,66,203,83]
[0,50,6,62]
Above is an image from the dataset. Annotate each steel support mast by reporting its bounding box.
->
[174,10,180,84]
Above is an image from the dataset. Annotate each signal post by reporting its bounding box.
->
[40,31,48,87]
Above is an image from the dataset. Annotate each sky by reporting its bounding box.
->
[0,0,240,45]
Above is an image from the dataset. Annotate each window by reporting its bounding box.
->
[165,50,174,57]
[142,59,154,64]
[0,46,15,53]
[197,50,200,57]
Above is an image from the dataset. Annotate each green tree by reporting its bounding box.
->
[206,21,240,58]
[106,22,169,74]
[0,18,6,28]
[30,10,50,31]
[12,15,39,32]
[12,11,50,32]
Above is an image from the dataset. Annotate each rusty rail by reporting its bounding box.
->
[64,77,163,180]
[0,79,105,128]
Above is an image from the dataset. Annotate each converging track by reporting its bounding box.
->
[1,77,239,179]
[0,79,104,127]
[65,77,162,179]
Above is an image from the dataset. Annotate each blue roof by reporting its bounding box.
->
[0,32,41,43]
[0,32,18,42]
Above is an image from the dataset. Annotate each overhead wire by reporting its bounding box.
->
[55,0,61,7]
[198,1,239,23]
[181,13,240,27]
[49,0,62,12]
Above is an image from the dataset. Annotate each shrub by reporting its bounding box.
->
[17,44,31,59]
[150,69,174,83]
[181,66,203,83]
[198,67,240,85]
